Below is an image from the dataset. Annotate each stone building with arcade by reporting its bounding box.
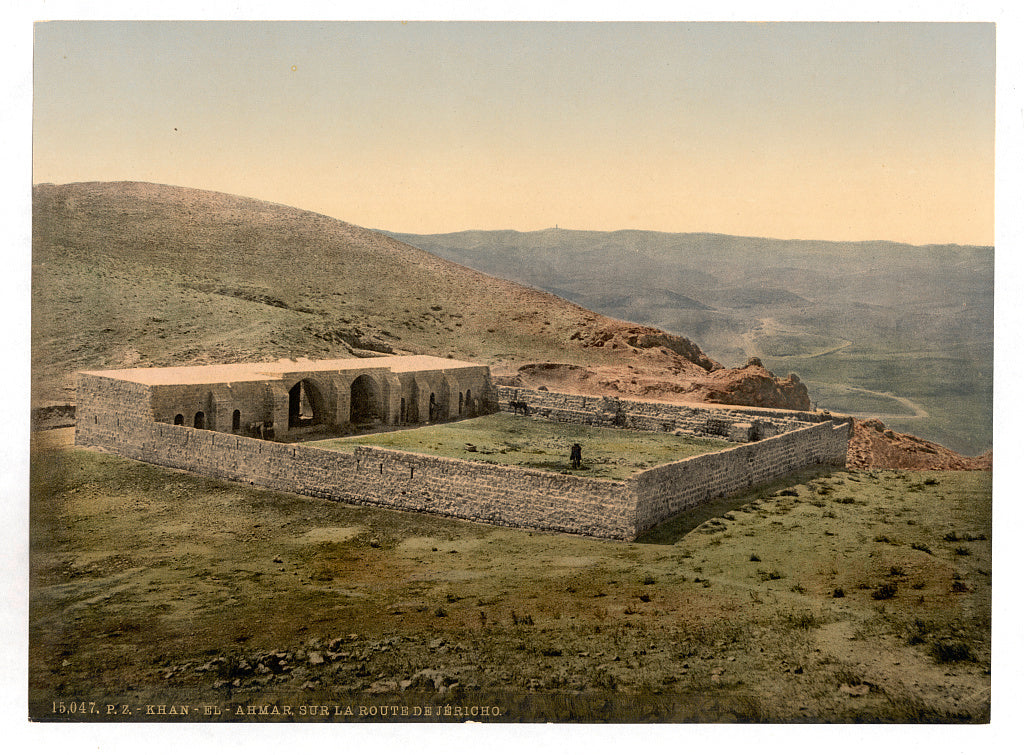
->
[77,355,493,442]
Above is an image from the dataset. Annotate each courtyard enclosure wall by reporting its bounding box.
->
[497,387,831,440]
[76,373,634,539]
[630,421,850,534]
[77,372,850,540]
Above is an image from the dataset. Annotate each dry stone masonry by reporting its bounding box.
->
[75,357,850,540]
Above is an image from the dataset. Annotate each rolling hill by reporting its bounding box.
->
[32,182,801,415]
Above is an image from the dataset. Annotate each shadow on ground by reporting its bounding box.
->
[636,465,838,545]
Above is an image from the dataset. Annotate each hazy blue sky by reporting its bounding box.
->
[33,21,995,244]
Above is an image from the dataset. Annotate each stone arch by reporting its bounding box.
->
[232,409,241,433]
[350,374,382,425]
[174,414,184,425]
[466,388,473,416]
[288,378,327,429]
[193,411,205,429]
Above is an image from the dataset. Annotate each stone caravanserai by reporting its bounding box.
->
[75,355,850,541]
[79,355,493,441]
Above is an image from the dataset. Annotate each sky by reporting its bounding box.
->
[32,20,995,246]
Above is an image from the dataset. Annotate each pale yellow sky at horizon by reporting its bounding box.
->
[32,21,995,246]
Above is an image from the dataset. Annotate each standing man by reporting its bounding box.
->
[570,443,582,469]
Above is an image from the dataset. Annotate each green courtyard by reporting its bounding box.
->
[305,413,734,481]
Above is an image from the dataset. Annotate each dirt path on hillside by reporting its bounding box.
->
[817,385,930,420]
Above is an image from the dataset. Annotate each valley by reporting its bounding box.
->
[391,229,993,456]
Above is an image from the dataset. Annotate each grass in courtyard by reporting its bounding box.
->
[304,414,735,480]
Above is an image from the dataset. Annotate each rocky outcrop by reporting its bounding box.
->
[570,323,722,373]
[505,356,810,412]
[692,358,811,411]
[847,419,992,471]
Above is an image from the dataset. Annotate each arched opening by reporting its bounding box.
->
[458,392,464,415]
[232,409,241,433]
[350,374,381,426]
[193,411,205,429]
[429,392,437,422]
[408,379,421,423]
[288,379,326,429]
[173,414,184,425]
[466,388,473,416]
[400,397,406,424]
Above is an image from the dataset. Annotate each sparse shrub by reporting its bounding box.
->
[951,580,969,593]
[434,606,448,618]
[749,554,761,562]
[758,569,783,581]
[889,566,906,577]
[954,546,970,556]
[943,531,987,543]
[931,639,975,663]
[638,594,651,603]
[911,543,932,554]
[822,509,837,518]
[874,534,891,543]
[641,574,656,585]
[838,496,857,504]
[924,478,939,486]
[780,489,799,497]
[871,583,898,600]
[783,611,820,629]
[791,583,806,594]
[911,581,926,590]
[832,587,845,598]
[510,611,534,627]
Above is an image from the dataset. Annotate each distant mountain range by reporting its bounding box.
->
[388,229,993,455]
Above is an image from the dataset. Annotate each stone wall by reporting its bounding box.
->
[496,387,828,439]
[76,374,636,539]
[76,373,849,540]
[630,421,850,534]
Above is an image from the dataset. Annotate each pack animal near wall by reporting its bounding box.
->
[74,356,851,540]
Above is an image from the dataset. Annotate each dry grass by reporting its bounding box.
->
[307,414,734,480]
[29,443,990,722]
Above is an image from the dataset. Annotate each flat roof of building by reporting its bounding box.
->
[80,355,485,386]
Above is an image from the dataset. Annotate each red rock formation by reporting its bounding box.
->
[847,418,992,471]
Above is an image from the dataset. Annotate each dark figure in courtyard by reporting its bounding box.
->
[570,443,582,469]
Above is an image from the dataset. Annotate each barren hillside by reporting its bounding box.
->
[32,181,798,409]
